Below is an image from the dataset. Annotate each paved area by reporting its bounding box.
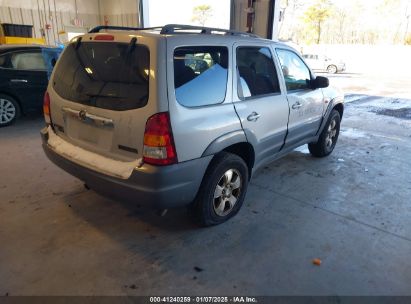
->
[1,73,411,296]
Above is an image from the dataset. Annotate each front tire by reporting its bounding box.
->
[326,65,338,74]
[308,109,341,157]
[0,94,20,127]
[191,152,249,226]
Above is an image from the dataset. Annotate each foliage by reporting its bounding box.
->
[278,0,411,45]
[302,0,333,44]
[191,5,213,26]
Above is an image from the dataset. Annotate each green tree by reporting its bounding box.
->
[303,0,334,44]
[191,5,213,26]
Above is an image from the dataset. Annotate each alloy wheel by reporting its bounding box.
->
[0,98,16,124]
[325,118,338,149]
[213,169,242,217]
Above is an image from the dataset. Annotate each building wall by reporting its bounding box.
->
[231,0,279,40]
[0,0,141,45]
[0,0,100,45]
[98,0,140,27]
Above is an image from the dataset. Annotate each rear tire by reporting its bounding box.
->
[0,94,20,127]
[191,152,249,226]
[308,109,341,157]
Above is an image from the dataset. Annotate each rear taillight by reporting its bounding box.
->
[43,91,51,125]
[143,112,177,166]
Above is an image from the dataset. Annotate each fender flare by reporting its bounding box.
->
[316,97,344,136]
[201,130,248,157]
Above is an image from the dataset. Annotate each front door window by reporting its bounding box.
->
[276,49,311,91]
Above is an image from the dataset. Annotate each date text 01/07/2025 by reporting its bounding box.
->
[149,296,258,303]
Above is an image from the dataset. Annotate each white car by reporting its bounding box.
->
[302,53,346,74]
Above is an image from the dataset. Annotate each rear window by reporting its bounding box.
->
[174,46,228,107]
[53,41,149,111]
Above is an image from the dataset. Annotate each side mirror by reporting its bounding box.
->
[311,76,329,89]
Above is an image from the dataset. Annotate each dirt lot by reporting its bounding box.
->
[1,72,411,296]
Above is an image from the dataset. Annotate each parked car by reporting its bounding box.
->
[302,53,346,74]
[0,44,62,127]
[41,24,344,226]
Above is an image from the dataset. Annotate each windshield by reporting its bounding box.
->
[53,41,149,111]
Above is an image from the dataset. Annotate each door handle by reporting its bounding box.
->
[292,102,302,110]
[10,79,28,83]
[247,112,261,122]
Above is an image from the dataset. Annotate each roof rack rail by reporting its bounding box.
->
[88,25,161,33]
[88,24,259,38]
[160,24,259,38]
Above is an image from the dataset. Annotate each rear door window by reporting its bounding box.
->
[10,51,47,71]
[174,46,228,107]
[0,54,6,67]
[53,42,149,111]
[236,46,281,99]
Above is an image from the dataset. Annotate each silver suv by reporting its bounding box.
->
[41,24,344,226]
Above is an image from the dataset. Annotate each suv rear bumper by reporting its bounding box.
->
[41,127,212,208]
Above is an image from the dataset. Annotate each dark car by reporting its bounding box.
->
[0,44,62,127]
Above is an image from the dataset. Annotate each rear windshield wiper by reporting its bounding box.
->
[127,37,137,54]
[74,37,82,50]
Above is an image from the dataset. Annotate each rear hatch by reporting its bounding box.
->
[48,33,159,165]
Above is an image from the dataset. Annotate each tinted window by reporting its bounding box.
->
[236,47,280,99]
[174,46,228,107]
[0,54,6,67]
[53,42,149,111]
[10,51,47,70]
[276,49,311,91]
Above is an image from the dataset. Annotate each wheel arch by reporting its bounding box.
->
[333,102,344,119]
[222,142,255,177]
[327,64,337,69]
[201,130,255,179]
[316,98,344,137]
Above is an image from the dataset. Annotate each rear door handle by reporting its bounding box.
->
[10,79,28,83]
[247,112,261,122]
[292,102,302,110]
